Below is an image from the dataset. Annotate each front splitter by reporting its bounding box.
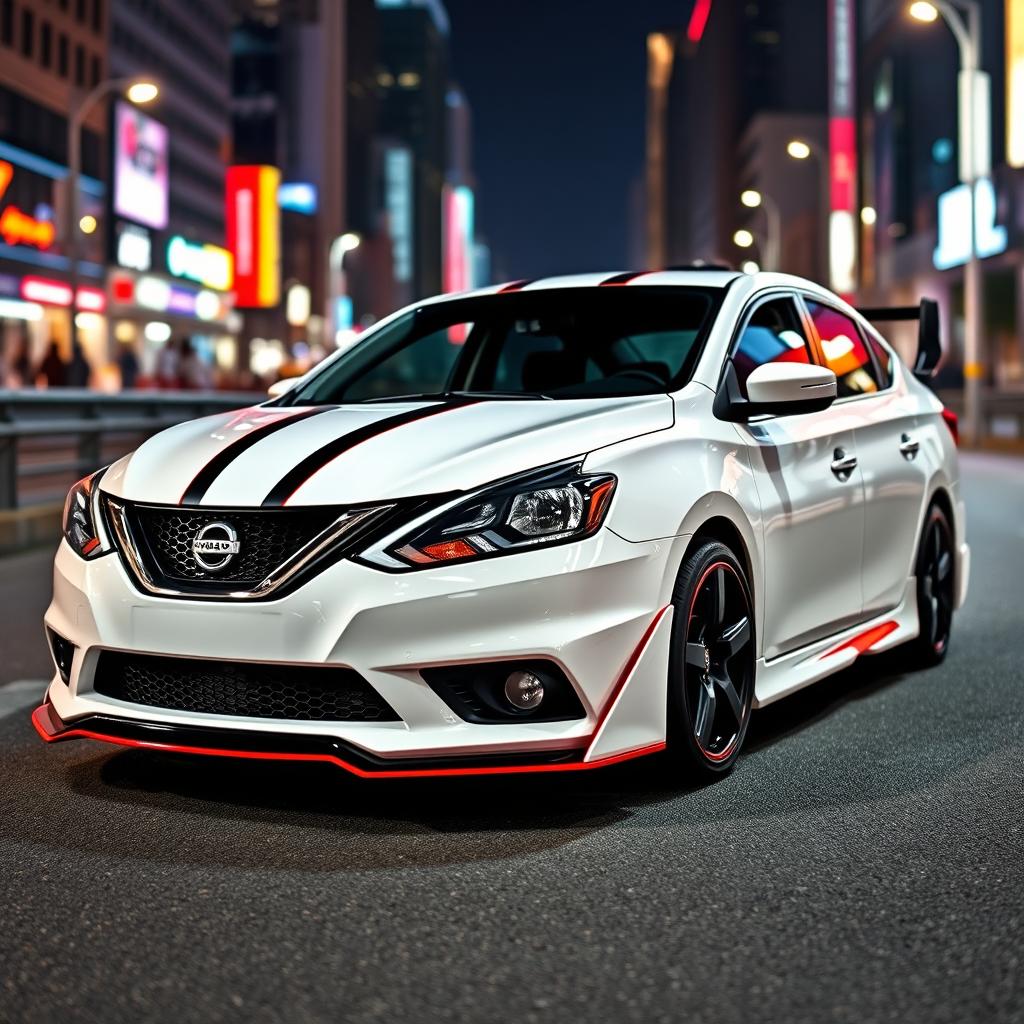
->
[31,702,665,780]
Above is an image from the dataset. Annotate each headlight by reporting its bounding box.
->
[62,470,111,559]
[359,464,616,570]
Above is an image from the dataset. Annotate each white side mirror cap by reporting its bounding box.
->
[745,362,837,407]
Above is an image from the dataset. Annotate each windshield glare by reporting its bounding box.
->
[285,287,720,405]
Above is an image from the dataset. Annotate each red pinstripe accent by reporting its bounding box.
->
[32,705,664,778]
[497,279,532,293]
[820,620,899,660]
[583,606,670,759]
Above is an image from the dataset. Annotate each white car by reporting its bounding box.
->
[35,270,969,779]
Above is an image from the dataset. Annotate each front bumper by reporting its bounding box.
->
[42,528,682,772]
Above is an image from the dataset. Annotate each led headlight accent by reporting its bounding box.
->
[62,469,111,559]
[360,464,617,570]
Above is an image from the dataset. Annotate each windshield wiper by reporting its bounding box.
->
[443,390,554,401]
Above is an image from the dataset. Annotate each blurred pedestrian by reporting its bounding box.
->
[38,339,67,388]
[67,340,91,388]
[156,338,180,389]
[11,331,31,387]
[118,343,139,390]
[179,337,213,390]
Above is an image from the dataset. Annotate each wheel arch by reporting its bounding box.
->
[674,495,762,658]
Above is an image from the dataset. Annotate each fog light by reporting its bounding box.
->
[504,670,544,711]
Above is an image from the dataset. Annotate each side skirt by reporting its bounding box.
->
[753,578,919,708]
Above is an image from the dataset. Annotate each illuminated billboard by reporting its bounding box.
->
[828,0,857,296]
[443,184,475,295]
[1009,0,1024,168]
[113,101,169,230]
[226,165,281,308]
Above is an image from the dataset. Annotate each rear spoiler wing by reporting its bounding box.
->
[856,299,941,382]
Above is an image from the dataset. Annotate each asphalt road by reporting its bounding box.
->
[1,453,1021,1024]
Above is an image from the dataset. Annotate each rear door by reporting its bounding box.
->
[803,299,929,618]
[729,292,866,660]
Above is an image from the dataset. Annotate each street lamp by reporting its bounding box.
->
[65,77,158,354]
[328,232,362,343]
[786,137,831,287]
[733,228,755,250]
[908,0,986,444]
[740,189,781,271]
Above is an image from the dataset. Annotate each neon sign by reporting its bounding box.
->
[0,159,57,250]
[21,276,105,311]
[166,235,233,291]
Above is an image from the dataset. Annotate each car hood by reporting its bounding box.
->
[101,395,674,508]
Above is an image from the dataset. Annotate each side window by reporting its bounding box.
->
[806,301,882,398]
[865,332,894,389]
[733,297,812,398]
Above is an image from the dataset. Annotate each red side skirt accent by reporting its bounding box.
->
[820,619,899,660]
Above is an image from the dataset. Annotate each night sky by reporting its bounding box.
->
[444,0,696,281]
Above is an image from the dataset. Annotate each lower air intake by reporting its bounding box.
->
[93,652,401,723]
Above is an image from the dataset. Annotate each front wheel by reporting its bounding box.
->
[667,541,756,777]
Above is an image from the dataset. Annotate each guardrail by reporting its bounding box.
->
[0,390,263,509]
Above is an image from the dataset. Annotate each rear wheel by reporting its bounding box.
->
[908,503,955,666]
[667,542,755,777]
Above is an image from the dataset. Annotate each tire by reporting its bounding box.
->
[906,503,955,667]
[667,541,756,777]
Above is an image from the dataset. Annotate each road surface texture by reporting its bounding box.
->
[1,453,1021,1023]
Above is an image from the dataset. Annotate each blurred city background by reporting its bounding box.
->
[0,0,1022,515]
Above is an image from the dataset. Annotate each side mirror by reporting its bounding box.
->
[267,376,301,399]
[714,361,837,422]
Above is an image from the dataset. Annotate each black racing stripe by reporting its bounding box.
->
[600,271,651,287]
[181,407,331,505]
[261,401,476,507]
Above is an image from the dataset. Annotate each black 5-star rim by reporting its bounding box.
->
[918,509,954,657]
[683,561,755,764]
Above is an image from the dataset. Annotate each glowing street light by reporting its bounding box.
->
[786,140,812,161]
[908,1,940,22]
[733,229,755,249]
[739,189,781,270]
[338,232,362,253]
[860,206,878,226]
[741,260,760,275]
[125,80,159,105]
[66,76,158,350]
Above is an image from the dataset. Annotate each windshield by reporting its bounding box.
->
[283,287,721,405]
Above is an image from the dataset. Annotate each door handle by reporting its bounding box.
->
[899,433,920,459]
[831,448,858,480]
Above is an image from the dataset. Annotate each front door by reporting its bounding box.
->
[729,294,866,660]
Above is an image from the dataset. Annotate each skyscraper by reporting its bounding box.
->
[375,0,449,300]
[646,0,827,274]
[0,0,110,382]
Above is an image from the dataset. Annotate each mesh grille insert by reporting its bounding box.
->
[128,505,341,584]
[94,652,401,723]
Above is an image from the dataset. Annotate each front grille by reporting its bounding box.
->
[94,652,401,723]
[129,504,341,584]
